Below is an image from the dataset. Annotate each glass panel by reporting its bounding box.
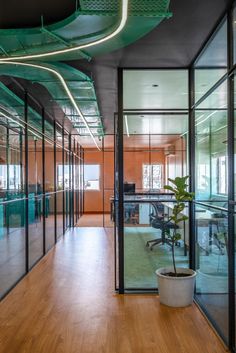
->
[0,199,26,298]
[123,70,188,110]
[28,131,43,267]
[234,75,236,202]
[0,124,7,193]
[74,157,80,224]
[195,20,227,103]
[195,69,227,104]
[45,193,55,251]
[84,164,100,190]
[233,7,236,64]
[104,142,114,228]
[45,137,55,252]
[195,203,228,343]
[8,128,25,198]
[142,164,163,189]
[56,191,64,239]
[122,109,189,289]
[64,151,68,229]
[45,139,54,193]
[56,135,63,191]
[196,79,227,110]
[28,194,43,267]
[195,80,228,206]
[124,199,189,288]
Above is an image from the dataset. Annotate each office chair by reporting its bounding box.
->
[146,202,179,250]
[211,216,228,256]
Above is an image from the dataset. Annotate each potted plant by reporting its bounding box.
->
[155,176,197,307]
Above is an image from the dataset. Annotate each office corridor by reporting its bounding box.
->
[0,227,227,353]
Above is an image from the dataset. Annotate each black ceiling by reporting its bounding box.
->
[0,0,233,134]
[0,0,76,28]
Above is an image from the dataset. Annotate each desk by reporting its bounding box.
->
[110,193,174,224]
[162,202,227,256]
[195,207,227,259]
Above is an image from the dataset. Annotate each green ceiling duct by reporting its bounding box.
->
[0,81,54,138]
[0,62,104,137]
[0,0,172,149]
[0,0,171,61]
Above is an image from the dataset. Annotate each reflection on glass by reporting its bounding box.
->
[7,128,25,197]
[45,135,55,252]
[123,70,188,110]
[233,7,236,64]
[45,139,54,193]
[0,106,83,298]
[56,145,63,191]
[195,88,228,204]
[0,199,26,298]
[29,195,44,267]
[195,204,228,342]
[28,132,43,267]
[104,147,114,228]
[56,191,64,239]
[195,69,227,104]
[194,20,227,103]
[45,193,55,251]
[65,151,70,229]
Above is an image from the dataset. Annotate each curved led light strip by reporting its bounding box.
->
[0,106,51,145]
[0,0,128,62]
[0,61,101,150]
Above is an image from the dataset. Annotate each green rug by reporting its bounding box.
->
[124,226,229,292]
[124,227,188,288]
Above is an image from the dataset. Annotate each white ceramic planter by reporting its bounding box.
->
[156,267,197,307]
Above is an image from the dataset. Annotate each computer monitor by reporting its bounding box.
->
[124,182,135,193]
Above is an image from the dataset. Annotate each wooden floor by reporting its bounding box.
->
[77,213,113,227]
[0,227,228,353]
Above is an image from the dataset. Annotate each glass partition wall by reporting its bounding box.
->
[116,69,190,290]
[0,86,84,300]
[116,9,236,349]
[193,16,230,345]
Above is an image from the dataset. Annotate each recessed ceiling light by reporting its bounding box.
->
[152,84,159,87]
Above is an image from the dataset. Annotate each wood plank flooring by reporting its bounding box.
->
[0,227,228,353]
[77,213,113,227]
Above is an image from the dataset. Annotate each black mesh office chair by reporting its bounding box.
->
[146,202,179,250]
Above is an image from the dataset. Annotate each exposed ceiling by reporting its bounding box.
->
[0,0,233,145]
[70,0,232,134]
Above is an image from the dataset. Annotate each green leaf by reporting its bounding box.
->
[176,216,189,223]
[164,185,175,192]
[173,233,181,241]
